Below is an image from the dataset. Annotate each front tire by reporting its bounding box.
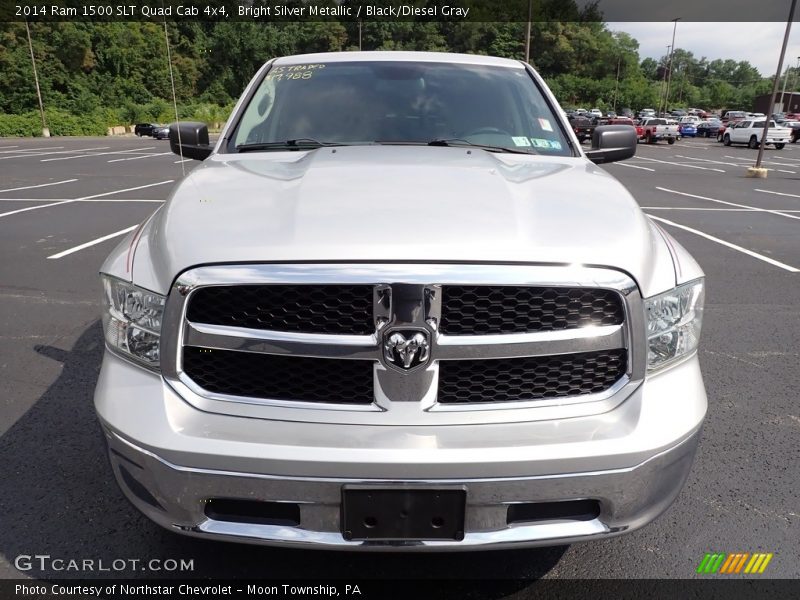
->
[723,134,731,146]
[748,136,760,149]
[668,138,676,145]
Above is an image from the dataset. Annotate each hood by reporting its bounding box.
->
[132,145,676,296]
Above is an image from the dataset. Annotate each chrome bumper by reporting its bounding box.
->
[96,346,706,550]
[102,422,701,551]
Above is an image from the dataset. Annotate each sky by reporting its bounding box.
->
[608,22,800,81]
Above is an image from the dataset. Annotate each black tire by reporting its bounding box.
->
[748,136,759,149]
[775,143,785,150]
[578,135,586,143]
[723,134,731,146]
[668,138,675,145]
[646,132,653,144]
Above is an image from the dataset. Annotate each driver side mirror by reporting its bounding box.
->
[169,121,212,161]
[585,125,637,164]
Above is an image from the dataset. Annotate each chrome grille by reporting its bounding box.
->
[163,264,643,426]
[186,284,374,335]
[439,286,624,335]
[438,349,627,404]
[183,347,373,404]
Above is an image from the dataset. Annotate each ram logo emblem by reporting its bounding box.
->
[382,330,430,371]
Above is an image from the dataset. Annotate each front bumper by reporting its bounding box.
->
[96,352,706,550]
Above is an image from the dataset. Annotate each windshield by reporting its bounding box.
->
[229,60,571,156]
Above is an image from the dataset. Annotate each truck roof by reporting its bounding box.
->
[272,51,525,69]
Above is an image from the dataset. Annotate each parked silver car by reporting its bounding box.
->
[94,52,707,550]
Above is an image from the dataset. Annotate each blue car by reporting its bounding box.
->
[678,123,697,137]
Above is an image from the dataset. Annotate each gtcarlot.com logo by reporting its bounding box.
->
[697,552,773,575]
[15,555,194,572]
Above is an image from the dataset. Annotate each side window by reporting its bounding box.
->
[234,77,277,146]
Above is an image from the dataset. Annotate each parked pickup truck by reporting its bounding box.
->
[568,114,596,142]
[639,118,679,144]
[722,119,791,149]
[94,51,707,551]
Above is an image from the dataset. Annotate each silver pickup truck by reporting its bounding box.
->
[94,51,707,550]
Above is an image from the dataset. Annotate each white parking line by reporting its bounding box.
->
[41,148,156,162]
[0,181,173,219]
[647,215,799,273]
[0,197,164,203]
[721,155,799,170]
[174,158,192,164]
[754,189,800,199]
[107,152,172,163]
[0,179,78,193]
[615,163,655,171]
[642,206,800,213]
[674,155,747,168]
[0,146,109,161]
[637,156,725,172]
[0,146,62,153]
[655,186,800,221]
[46,225,139,259]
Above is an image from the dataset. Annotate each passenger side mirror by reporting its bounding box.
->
[585,125,637,164]
[169,122,212,161]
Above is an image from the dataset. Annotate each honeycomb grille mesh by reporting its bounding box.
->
[182,347,374,404]
[439,286,624,335]
[186,285,374,335]
[437,349,627,403]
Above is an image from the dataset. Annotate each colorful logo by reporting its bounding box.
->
[697,552,773,574]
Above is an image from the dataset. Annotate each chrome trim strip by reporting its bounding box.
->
[185,322,379,360]
[435,324,625,360]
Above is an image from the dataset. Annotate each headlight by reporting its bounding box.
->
[645,278,704,372]
[101,275,165,369]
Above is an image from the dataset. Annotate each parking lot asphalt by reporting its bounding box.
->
[0,135,798,589]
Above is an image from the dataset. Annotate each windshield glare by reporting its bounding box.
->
[231,61,571,156]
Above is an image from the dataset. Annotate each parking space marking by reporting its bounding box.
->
[0,146,62,153]
[107,152,172,163]
[0,197,165,203]
[655,186,800,221]
[637,156,725,172]
[0,179,78,194]
[647,215,799,273]
[616,163,655,171]
[174,158,192,164]
[674,154,748,168]
[754,189,800,199]
[40,148,155,162]
[643,206,800,213]
[0,146,109,161]
[0,181,173,219]
[720,155,799,170]
[46,225,138,259]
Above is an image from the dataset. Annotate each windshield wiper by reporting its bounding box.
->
[373,139,535,155]
[428,138,537,154]
[236,139,344,152]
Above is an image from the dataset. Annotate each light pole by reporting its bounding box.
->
[613,55,621,112]
[751,0,797,176]
[659,45,671,116]
[663,18,680,116]
[24,20,48,137]
[524,0,532,64]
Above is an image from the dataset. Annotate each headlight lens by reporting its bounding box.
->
[101,275,165,369]
[645,279,704,372]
